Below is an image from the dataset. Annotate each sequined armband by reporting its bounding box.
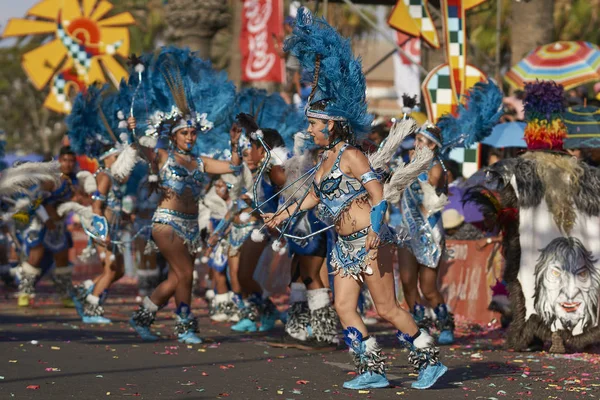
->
[360,171,378,185]
[229,163,243,176]
[91,191,107,203]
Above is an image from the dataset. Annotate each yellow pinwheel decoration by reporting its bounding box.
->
[2,0,135,114]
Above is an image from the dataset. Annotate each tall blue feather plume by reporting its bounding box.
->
[119,46,236,154]
[66,84,120,158]
[437,80,504,155]
[284,8,373,138]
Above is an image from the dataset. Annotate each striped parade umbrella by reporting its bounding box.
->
[564,106,600,149]
[505,41,600,90]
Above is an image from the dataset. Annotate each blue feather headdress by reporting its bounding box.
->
[284,8,372,138]
[428,80,504,155]
[200,88,302,156]
[66,84,131,160]
[121,47,235,144]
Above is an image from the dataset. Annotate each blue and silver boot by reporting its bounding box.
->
[307,288,339,346]
[129,296,159,341]
[412,303,433,330]
[231,293,258,332]
[342,327,389,390]
[72,280,95,317]
[175,302,202,344]
[397,329,447,389]
[434,303,455,345]
[259,297,280,332]
[82,291,111,324]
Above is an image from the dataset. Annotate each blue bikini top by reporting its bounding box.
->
[158,152,205,201]
[313,144,369,223]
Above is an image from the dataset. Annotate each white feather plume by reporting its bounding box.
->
[0,161,61,196]
[240,212,251,223]
[139,136,157,148]
[269,146,290,166]
[56,202,94,228]
[251,228,265,242]
[368,119,417,171]
[197,199,212,232]
[384,146,434,203]
[76,171,97,194]
[13,197,31,211]
[281,151,314,202]
[110,144,139,180]
[271,240,283,252]
[278,245,287,256]
[419,180,448,217]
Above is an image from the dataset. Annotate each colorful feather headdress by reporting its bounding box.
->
[284,8,372,138]
[121,46,235,143]
[66,84,131,160]
[522,80,567,151]
[432,80,504,155]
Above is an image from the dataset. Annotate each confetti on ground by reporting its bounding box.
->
[26,385,40,390]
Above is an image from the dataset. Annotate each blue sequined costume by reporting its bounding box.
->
[399,167,444,269]
[313,145,395,279]
[150,152,206,254]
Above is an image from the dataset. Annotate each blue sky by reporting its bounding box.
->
[1,0,39,46]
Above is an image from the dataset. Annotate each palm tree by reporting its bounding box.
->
[112,0,167,54]
[509,0,555,65]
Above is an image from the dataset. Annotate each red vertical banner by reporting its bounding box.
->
[240,0,284,83]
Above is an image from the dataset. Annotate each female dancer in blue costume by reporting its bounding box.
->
[17,146,79,308]
[227,121,287,332]
[124,47,241,344]
[264,9,447,390]
[65,84,140,324]
[398,124,455,343]
[397,78,505,346]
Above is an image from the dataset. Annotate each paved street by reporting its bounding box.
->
[1,282,599,400]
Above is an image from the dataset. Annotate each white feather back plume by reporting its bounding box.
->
[419,180,448,217]
[281,151,314,202]
[383,146,434,203]
[110,144,139,180]
[0,161,61,196]
[56,202,94,226]
[368,119,417,171]
[76,171,97,194]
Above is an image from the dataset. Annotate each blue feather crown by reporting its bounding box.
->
[121,47,235,143]
[284,8,372,138]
